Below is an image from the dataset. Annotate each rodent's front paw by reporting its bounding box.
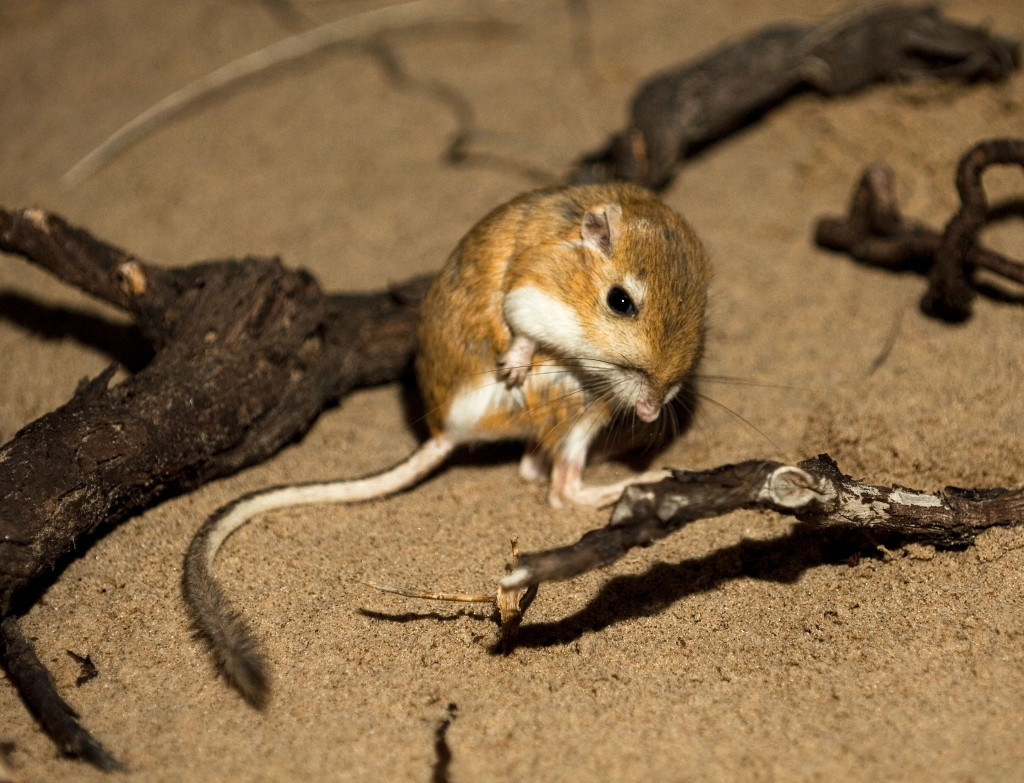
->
[497,360,530,387]
[497,335,536,388]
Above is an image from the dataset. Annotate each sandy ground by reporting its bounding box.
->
[2,1,1024,781]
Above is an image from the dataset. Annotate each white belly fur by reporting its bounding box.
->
[443,364,587,445]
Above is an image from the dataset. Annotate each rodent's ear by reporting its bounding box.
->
[581,202,622,258]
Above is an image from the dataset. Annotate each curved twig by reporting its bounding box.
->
[61,0,507,188]
[815,139,1024,322]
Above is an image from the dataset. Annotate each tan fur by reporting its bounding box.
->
[417,183,709,457]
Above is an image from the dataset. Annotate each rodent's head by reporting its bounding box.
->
[504,184,710,423]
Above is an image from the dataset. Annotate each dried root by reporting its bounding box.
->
[815,138,1024,321]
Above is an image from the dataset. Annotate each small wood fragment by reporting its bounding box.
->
[65,650,99,687]
[368,539,536,650]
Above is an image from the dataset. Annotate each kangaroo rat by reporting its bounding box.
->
[183,182,710,706]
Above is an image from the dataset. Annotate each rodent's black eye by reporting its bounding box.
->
[606,286,637,317]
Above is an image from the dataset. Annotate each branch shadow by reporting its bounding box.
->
[0,292,153,372]
[508,522,937,650]
[358,607,492,625]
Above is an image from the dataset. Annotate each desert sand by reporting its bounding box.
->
[2,1,1023,781]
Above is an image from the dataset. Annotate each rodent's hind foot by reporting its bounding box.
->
[549,466,672,508]
[519,447,550,482]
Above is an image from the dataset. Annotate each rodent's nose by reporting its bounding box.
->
[636,398,660,422]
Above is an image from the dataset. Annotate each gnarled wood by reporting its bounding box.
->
[0,207,429,765]
[572,5,1020,189]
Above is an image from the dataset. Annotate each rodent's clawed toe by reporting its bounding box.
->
[497,335,537,388]
[497,362,530,387]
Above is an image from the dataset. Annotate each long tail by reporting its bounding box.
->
[182,435,455,708]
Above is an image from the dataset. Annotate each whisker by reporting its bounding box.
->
[531,370,633,450]
[423,351,695,465]
[576,393,618,449]
[696,374,809,393]
[695,391,783,456]
[661,399,679,443]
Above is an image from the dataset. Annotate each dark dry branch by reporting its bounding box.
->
[0,207,428,766]
[815,138,1024,321]
[502,455,1024,593]
[571,4,1020,189]
[0,617,121,771]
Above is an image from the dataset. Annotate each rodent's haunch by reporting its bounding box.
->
[183,183,711,706]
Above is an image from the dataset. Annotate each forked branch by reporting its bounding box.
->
[815,138,1024,321]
